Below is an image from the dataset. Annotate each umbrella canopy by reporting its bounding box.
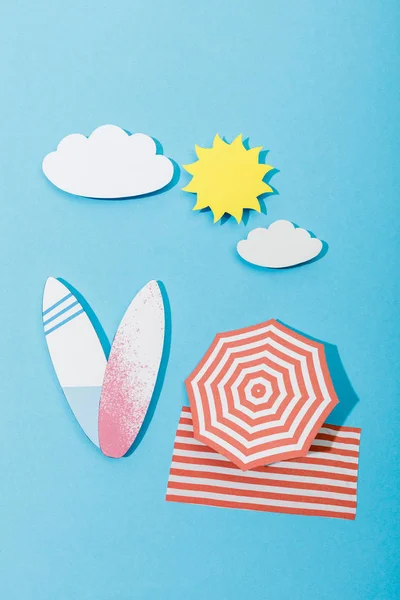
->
[186,319,339,470]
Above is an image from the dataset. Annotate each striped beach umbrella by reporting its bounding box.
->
[186,320,339,470]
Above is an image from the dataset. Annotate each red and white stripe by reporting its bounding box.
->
[166,407,361,520]
[186,320,339,470]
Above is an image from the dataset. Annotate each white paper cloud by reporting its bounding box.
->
[42,125,174,198]
[237,220,323,268]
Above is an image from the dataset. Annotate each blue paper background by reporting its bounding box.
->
[1,1,399,598]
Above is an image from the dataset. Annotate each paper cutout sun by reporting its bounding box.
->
[182,134,275,223]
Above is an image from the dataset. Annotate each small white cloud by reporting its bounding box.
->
[237,220,324,268]
[42,124,174,198]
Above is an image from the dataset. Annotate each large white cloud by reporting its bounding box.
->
[237,220,323,268]
[42,124,174,198]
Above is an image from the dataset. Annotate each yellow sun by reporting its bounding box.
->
[182,134,275,223]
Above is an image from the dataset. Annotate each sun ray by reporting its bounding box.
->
[259,182,274,194]
[246,146,263,155]
[231,134,243,147]
[212,206,226,222]
[193,193,211,211]
[213,134,228,149]
[230,207,244,224]
[182,162,199,175]
[243,197,261,211]
[181,180,198,193]
[258,167,272,179]
[195,145,213,160]
[182,135,276,223]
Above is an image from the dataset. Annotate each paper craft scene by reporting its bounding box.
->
[1,1,399,600]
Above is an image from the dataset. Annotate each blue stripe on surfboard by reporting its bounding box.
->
[45,308,85,336]
[42,292,73,316]
[43,300,79,326]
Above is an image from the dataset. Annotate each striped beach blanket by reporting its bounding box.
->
[166,406,361,520]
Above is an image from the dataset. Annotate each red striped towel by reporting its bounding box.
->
[166,406,361,520]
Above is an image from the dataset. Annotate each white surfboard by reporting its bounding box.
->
[43,277,107,446]
[98,280,165,458]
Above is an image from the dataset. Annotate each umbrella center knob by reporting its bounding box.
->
[251,383,266,399]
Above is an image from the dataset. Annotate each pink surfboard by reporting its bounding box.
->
[98,280,165,458]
